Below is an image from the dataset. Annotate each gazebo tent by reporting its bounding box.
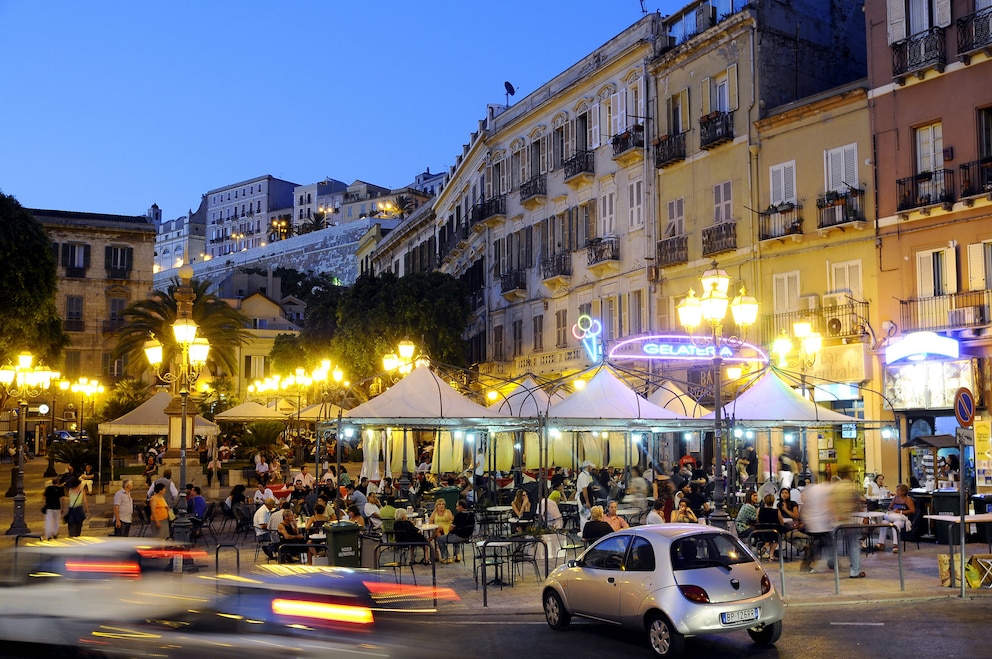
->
[704,369,862,425]
[214,401,289,423]
[545,368,685,428]
[647,380,711,418]
[296,401,346,422]
[98,391,219,437]
[488,377,564,417]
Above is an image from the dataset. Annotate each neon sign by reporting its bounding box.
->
[884,331,959,364]
[608,334,769,364]
[572,314,603,362]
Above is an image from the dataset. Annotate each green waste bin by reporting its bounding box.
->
[323,521,361,567]
[431,486,461,512]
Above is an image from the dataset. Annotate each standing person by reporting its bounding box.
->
[150,469,179,510]
[575,460,595,532]
[799,479,832,574]
[206,453,222,487]
[64,477,88,538]
[113,479,134,537]
[830,469,866,579]
[778,451,797,489]
[42,477,65,540]
[149,482,171,539]
[737,444,757,488]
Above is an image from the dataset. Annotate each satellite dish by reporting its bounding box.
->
[504,81,516,96]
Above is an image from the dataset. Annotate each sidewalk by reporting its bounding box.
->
[2,455,989,614]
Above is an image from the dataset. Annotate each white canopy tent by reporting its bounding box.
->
[98,391,219,437]
[648,380,711,418]
[214,401,289,423]
[704,369,862,425]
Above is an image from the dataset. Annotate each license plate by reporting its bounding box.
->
[721,608,759,625]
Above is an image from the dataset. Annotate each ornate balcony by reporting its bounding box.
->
[900,290,991,335]
[500,269,527,301]
[896,169,956,215]
[106,267,131,280]
[758,299,870,346]
[892,26,946,83]
[816,188,867,235]
[440,224,469,262]
[64,319,85,332]
[656,235,688,267]
[957,6,992,64]
[102,318,127,333]
[611,127,645,167]
[563,150,595,188]
[520,174,547,210]
[654,133,686,168]
[958,159,992,203]
[699,111,733,150]
[758,203,804,242]
[469,195,506,232]
[587,237,620,276]
[701,221,736,256]
[541,252,572,292]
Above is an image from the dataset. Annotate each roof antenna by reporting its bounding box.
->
[639,0,647,15]
[504,81,516,107]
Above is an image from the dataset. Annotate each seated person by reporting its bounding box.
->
[295,465,316,491]
[305,503,332,564]
[253,482,275,506]
[754,494,786,559]
[255,456,271,485]
[735,491,759,539]
[646,497,667,525]
[672,499,698,524]
[511,489,534,533]
[345,504,366,529]
[276,510,305,562]
[79,464,96,494]
[581,505,613,543]
[437,499,474,563]
[364,492,383,531]
[186,485,207,519]
[142,457,158,486]
[876,483,916,553]
[537,494,563,530]
[254,498,277,559]
[604,500,631,531]
[392,509,430,563]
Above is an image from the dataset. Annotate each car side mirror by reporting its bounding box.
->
[567,559,580,568]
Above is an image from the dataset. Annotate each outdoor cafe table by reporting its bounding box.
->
[615,507,640,522]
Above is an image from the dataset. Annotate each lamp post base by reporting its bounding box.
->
[708,507,731,531]
[5,492,30,535]
[44,455,58,478]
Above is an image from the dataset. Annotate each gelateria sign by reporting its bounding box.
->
[607,334,769,364]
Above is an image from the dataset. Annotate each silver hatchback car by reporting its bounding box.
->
[542,524,784,657]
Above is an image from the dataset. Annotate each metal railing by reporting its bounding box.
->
[817,188,866,228]
[896,168,956,211]
[957,6,992,57]
[541,252,572,280]
[759,299,870,345]
[587,237,620,266]
[520,174,547,203]
[611,128,645,157]
[701,221,736,256]
[831,523,903,594]
[500,269,527,294]
[892,26,946,78]
[470,195,506,228]
[563,150,595,180]
[758,204,804,241]
[657,234,688,266]
[654,132,687,168]
[959,159,992,198]
[700,111,733,149]
[899,290,992,333]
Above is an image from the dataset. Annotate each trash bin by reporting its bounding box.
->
[932,491,962,545]
[323,521,361,567]
[972,495,992,544]
[431,486,461,512]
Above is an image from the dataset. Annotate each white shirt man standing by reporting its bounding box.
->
[575,461,595,531]
[113,479,134,537]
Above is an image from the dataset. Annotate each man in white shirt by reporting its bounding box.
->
[364,492,383,530]
[113,479,134,537]
[295,466,316,490]
[253,482,275,505]
[575,461,595,532]
[256,456,271,485]
[254,498,277,559]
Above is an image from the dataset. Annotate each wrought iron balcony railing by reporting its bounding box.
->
[654,133,687,168]
[587,237,620,266]
[541,252,572,280]
[758,203,804,241]
[892,26,946,80]
[896,169,956,212]
[701,221,736,256]
[656,235,688,267]
[700,111,733,149]
[816,188,866,228]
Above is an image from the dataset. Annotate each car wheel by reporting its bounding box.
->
[543,589,571,630]
[646,613,684,658]
[747,619,782,646]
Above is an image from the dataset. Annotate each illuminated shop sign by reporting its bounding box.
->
[572,314,603,362]
[884,331,959,364]
[608,334,769,364]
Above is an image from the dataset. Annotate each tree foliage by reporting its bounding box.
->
[0,192,70,364]
[113,277,252,379]
[329,272,469,386]
[100,378,153,422]
[268,333,308,374]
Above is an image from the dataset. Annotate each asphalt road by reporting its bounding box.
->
[390,598,990,658]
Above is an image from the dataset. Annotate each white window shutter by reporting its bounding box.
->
[540,135,549,174]
[917,251,935,298]
[968,242,987,291]
[701,77,711,115]
[590,102,600,148]
[887,0,906,44]
[500,162,507,195]
[679,88,690,133]
[770,165,783,205]
[485,166,493,198]
[783,162,796,202]
[727,63,738,111]
[610,92,621,136]
[843,144,858,189]
[849,261,863,300]
[943,246,958,294]
[833,262,849,292]
[618,89,628,131]
[935,0,951,28]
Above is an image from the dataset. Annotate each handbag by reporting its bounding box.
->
[168,508,176,522]
[64,492,85,524]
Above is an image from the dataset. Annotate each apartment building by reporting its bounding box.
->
[31,208,156,381]
[292,178,348,231]
[867,0,992,454]
[205,175,297,259]
[152,202,207,273]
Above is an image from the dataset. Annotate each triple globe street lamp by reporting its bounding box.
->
[0,352,58,535]
[144,264,210,545]
[677,263,758,529]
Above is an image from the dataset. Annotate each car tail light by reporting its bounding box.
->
[678,585,710,603]
[760,574,772,594]
[271,598,374,625]
[64,561,141,578]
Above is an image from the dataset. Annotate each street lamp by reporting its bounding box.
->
[311,359,346,483]
[381,340,425,490]
[44,379,71,477]
[772,320,822,481]
[0,352,57,535]
[143,264,210,545]
[677,263,758,529]
[69,377,104,439]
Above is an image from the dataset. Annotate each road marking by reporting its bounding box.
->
[830,622,885,626]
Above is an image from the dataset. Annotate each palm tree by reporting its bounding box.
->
[392,194,414,219]
[298,211,327,235]
[239,421,288,463]
[101,377,153,421]
[114,277,252,380]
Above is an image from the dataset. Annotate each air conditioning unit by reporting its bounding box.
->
[821,292,848,308]
[948,306,986,327]
[799,295,819,311]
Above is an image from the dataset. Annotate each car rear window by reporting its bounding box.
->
[670,533,754,571]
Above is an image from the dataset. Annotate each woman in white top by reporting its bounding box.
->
[866,473,889,500]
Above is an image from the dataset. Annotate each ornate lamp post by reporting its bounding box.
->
[773,320,822,482]
[0,352,57,535]
[311,359,346,482]
[143,264,210,544]
[381,340,423,490]
[677,263,758,529]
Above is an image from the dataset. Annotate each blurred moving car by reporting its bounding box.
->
[49,430,78,442]
[82,564,457,657]
[542,524,784,658]
[0,537,210,652]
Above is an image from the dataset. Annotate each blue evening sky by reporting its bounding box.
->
[1,1,682,219]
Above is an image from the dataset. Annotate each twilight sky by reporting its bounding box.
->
[1,1,682,220]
